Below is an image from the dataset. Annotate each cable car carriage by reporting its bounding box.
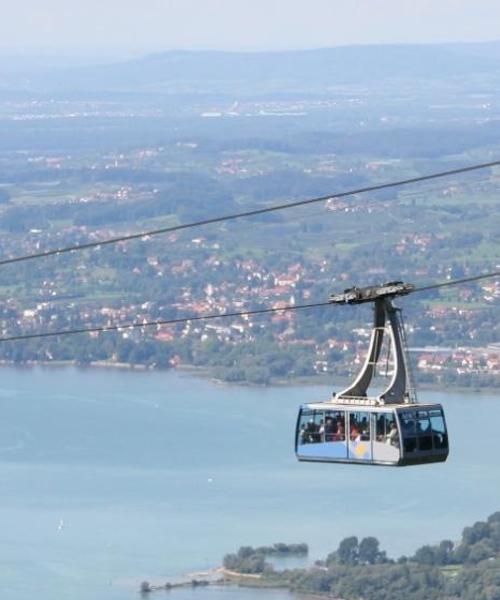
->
[296,282,449,466]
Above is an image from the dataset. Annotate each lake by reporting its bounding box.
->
[0,366,499,600]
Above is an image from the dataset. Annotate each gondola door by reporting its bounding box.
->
[347,410,372,462]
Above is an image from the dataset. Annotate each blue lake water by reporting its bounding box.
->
[0,366,499,600]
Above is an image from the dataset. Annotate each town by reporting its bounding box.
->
[0,66,498,387]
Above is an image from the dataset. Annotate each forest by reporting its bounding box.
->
[224,512,500,599]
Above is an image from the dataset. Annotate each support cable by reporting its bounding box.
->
[0,160,498,268]
[0,301,332,342]
[0,271,498,343]
[413,270,500,293]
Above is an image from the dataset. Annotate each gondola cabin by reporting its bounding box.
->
[296,402,448,466]
[296,282,450,467]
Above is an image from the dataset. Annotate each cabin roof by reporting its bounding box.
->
[303,401,442,411]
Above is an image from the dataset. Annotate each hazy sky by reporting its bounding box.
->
[1,0,499,57]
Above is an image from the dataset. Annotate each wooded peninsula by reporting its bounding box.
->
[141,512,500,599]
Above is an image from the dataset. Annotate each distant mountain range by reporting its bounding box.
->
[2,41,500,94]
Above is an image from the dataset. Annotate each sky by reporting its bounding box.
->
[1,0,500,59]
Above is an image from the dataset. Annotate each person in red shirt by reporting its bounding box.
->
[350,421,360,441]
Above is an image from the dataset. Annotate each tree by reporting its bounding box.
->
[435,540,454,565]
[223,553,238,570]
[236,546,255,560]
[359,536,386,565]
[468,540,495,564]
[414,545,437,566]
[244,366,271,385]
[463,521,491,546]
[223,546,269,574]
[337,536,359,566]
[239,554,267,574]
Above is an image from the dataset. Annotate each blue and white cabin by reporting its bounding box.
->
[296,402,448,466]
[296,283,449,467]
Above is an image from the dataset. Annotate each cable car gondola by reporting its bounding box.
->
[295,282,449,466]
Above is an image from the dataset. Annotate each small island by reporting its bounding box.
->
[141,513,500,599]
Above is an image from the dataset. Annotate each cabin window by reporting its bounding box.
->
[399,408,448,453]
[375,412,398,445]
[400,410,417,453]
[349,411,370,441]
[417,410,433,451]
[297,410,323,445]
[429,409,448,449]
[324,410,346,442]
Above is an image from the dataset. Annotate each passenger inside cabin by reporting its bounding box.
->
[334,420,345,441]
[386,423,399,446]
[305,418,320,443]
[360,417,370,440]
[403,417,416,435]
[376,415,386,442]
[350,420,360,441]
[324,418,335,441]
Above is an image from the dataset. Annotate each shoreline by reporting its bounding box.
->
[0,359,498,395]
[141,567,292,595]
